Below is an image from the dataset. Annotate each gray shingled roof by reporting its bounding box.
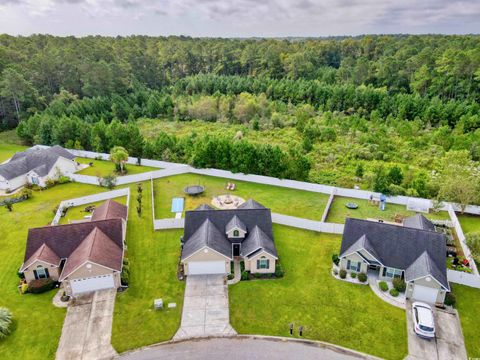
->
[342,234,382,263]
[340,218,448,289]
[226,215,246,233]
[0,146,75,180]
[405,251,449,290]
[237,199,266,210]
[182,200,277,260]
[195,204,215,211]
[182,219,232,260]
[242,225,278,258]
[403,214,436,232]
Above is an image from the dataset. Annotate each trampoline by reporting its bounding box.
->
[184,185,205,196]
[345,202,359,209]
[171,198,185,213]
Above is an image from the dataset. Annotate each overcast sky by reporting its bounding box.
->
[0,0,479,37]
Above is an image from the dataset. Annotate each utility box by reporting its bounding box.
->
[154,299,163,310]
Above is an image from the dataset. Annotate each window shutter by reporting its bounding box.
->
[257,260,260,269]
[266,260,270,268]
[45,268,50,278]
[356,262,360,272]
[33,270,38,280]
[382,267,386,276]
[347,260,351,269]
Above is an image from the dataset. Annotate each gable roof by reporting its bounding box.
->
[403,214,436,232]
[195,204,214,211]
[342,234,382,263]
[340,218,447,288]
[59,227,123,280]
[91,199,128,221]
[237,199,266,210]
[405,251,449,290]
[0,146,75,180]
[182,219,232,260]
[226,215,247,233]
[242,226,278,258]
[182,200,276,261]
[20,243,61,271]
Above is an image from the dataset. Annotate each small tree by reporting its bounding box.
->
[387,166,404,185]
[355,163,364,178]
[110,146,129,174]
[0,307,12,339]
[98,174,117,189]
[4,199,13,212]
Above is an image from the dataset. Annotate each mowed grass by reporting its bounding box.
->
[0,143,28,163]
[153,173,329,220]
[111,181,184,353]
[456,214,480,235]
[76,157,159,177]
[58,196,127,225]
[326,196,450,224]
[0,182,106,360]
[451,284,480,358]
[229,225,408,360]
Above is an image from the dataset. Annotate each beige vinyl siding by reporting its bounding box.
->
[183,247,231,274]
[406,276,446,303]
[62,262,121,295]
[246,251,276,274]
[340,253,368,274]
[23,260,60,283]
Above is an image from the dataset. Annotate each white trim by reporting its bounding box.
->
[182,245,232,262]
[20,258,60,273]
[407,274,449,291]
[245,248,278,260]
[59,260,120,281]
[340,248,384,266]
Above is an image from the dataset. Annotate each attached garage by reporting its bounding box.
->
[70,274,115,295]
[412,285,439,303]
[187,261,226,275]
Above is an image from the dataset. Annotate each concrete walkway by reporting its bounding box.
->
[227,259,241,285]
[56,289,117,360]
[173,275,236,341]
[368,274,405,309]
[119,336,379,360]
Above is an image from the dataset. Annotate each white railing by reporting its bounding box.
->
[153,218,185,230]
[51,188,130,225]
[271,213,345,234]
[447,269,480,288]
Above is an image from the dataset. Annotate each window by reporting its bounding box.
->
[233,230,239,237]
[347,260,361,272]
[35,265,48,279]
[384,267,402,278]
[257,257,270,269]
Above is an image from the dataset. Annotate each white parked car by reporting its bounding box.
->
[412,302,435,339]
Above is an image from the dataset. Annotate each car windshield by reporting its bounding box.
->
[419,324,434,332]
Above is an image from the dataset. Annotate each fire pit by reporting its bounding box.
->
[183,185,205,196]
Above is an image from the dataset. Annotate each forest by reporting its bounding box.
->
[1,34,479,204]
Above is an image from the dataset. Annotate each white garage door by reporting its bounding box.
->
[412,285,438,303]
[70,274,115,295]
[188,261,226,275]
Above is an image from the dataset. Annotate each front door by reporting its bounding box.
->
[233,244,241,257]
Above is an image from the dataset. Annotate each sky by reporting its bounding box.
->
[0,0,479,37]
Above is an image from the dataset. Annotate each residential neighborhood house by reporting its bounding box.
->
[181,199,278,275]
[19,199,128,297]
[339,215,449,304]
[0,145,78,191]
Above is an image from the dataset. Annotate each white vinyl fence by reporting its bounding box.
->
[51,188,130,225]
[271,213,345,234]
[447,269,480,288]
[153,218,185,230]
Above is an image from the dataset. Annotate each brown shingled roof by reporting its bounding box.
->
[59,227,123,280]
[91,199,128,221]
[20,243,61,271]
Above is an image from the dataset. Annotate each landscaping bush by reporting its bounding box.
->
[331,253,340,266]
[339,269,347,279]
[45,178,57,188]
[240,261,245,272]
[241,271,249,281]
[358,272,367,283]
[274,263,284,278]
[350,272,357,279]
[0,307,12,339]
[392,278,406,292]
[20,283,28,294]
[379,281,388,292]
[254,273,262,279]
[28,278,55,294]
[227,274,234,280]
[121,269,130,285]
[444,292,456,306]
[57,175,71,184]
[389,288,399,297]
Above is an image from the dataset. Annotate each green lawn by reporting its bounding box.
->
[111,182,184,352]
[0,143,28,163]
[76,157,159,177]
[451,284,480,358]
[457,214,480,235]
[153,173,329,220]
[58,196,127,225]
[229,225,408,360]
[326,196,450,224]
[0,182,106,360]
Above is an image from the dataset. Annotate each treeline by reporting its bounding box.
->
[1,34,480,129]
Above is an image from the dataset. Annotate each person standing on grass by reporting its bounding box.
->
[299,325,303,336]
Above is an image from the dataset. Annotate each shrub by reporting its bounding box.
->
[121,269,130,285]
[241,271,249,281]
[444,292,456,306]
[19,188,33,199]
[379,281,388,292]
[358,272,368,283]
[0,307,13,339]
[254,273,262,279]
[28,278,55,294]
[275,263,284,278]
[240,261,245,272]
[45,178,57,188]
[331,253,340,266]
[57,175,71,184]
[393,278,406,292]
[339,269,347,279]
[389,288,399,297]
[227,274,234,280]
[350,272,357,279]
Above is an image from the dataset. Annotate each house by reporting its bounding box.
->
[19,200,128,297]
[338,215,449,304]
[181,199,278,275]
[0,145,78,191]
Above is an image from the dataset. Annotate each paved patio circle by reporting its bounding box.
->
[212,195,245,210]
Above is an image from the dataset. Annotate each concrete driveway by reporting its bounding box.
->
[173,275,236,340]
[56,289,117,360]
[406,303,467,360]
[119,337,374,360]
